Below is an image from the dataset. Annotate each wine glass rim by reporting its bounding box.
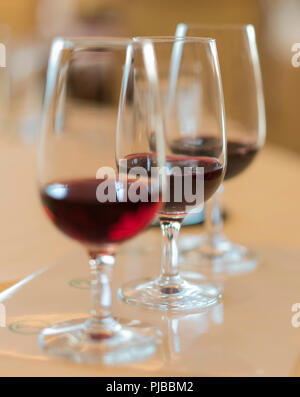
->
[180,23,254,31]
[52,36,135,48]
[134,36,215,43]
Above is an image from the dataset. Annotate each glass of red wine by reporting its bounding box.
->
[177,25,266,274]
[118,37,226,311]
[38,37,166,364]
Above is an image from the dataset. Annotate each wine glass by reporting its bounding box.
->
[118,37,226,311]
[177,24,266,273]
[38,37,166,364]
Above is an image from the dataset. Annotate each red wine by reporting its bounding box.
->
[41,178,161,247]
[125,154,224,218]
[225,140,258,180]
[170,137,258,180]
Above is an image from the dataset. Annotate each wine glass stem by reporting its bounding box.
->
[204,184,224,241]
[160,219,182,283]
[86,252,119,334]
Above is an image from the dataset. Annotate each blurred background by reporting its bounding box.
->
[0,0,300,154]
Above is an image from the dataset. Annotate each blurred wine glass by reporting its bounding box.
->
[177,24,266,274]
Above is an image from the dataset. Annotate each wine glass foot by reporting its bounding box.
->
[179,235,259,276]
[119,277,221,312]
[39,317,161,365]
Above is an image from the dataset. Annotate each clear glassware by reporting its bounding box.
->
[118,37,226,312]
[38,37,166,364]
[177,25,266,274]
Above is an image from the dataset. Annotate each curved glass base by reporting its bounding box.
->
[119,277,221,312]
[39,317,161,365]
[179,234,258,276]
